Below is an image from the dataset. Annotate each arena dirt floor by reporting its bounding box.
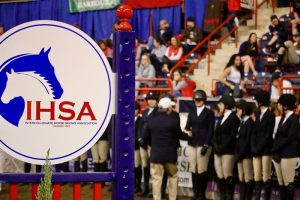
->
[0,183,190,200]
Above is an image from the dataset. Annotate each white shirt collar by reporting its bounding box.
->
[283,111,293,124]
[242,116,250,122]
[196,106,205,116]
[221,110,232,125]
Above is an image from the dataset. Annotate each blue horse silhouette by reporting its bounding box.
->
[0,48,64,127]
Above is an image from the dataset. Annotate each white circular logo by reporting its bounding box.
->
[0,20,114,164]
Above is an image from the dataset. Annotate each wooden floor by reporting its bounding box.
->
[0,183,190,200]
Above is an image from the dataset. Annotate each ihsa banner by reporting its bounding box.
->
[69,0,120,13]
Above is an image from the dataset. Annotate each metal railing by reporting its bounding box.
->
[169,14,238,76]
[254,0,275,29]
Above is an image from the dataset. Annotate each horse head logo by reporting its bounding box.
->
[0,48,64,126]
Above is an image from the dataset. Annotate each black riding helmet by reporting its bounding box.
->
[236,99,254,116]
[145,92,159,101]
[278,94,297,110]
[219,95,235,109]
[193,90,207,101]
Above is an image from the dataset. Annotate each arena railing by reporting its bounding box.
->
[280,74,300,102]
[169,14,238,77]
[254,0,275,29]
[135,77,173,110]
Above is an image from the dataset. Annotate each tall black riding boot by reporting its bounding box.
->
[81,159,88,172]
[55,164,61,172]
[74,161,80,172]
[225,176,234,200]
[161,172,168,199]
[239,182,246,200]
[24,162,31,173]
[219,178,226,200]
[198,172,208,200]
[263,180,272,200]
[279,185,286,200]
[245,181,254,200]
[135,166,142,193]
[36,165,42,173]
[191,173,199,200]
[94,163,100,172]
[140,167,150,196]
[253,181,262,200]
[286,183,294,200]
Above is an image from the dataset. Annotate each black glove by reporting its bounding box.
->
[138,138,147,149]
[273,154,281,163]
[201,145,209,156]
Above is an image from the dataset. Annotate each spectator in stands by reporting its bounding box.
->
[235,100,254,200]
[0,27,4,35]
[99,40,113,58]
[227,0,241,41]
[162,36,183,73]
[156,19,173,46]
[263,15,288,55]
[135,38,143,66]
[291,1,300,34]
[273,94,299,200]
[172,69,196,98]
[270,72,293,100]
[219,54,246,98]
[150,37,167,74]
[239,33,259,76]
[277,32,300,67]
[213,95,240,200]
[182,17,203,53]
[135,54,156,96]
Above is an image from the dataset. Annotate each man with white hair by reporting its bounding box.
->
[142,97,185,200]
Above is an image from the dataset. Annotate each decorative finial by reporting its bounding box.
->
[116,5,133,31]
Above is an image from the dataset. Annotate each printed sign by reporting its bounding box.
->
[0,20,114,164]
[69,0,120,13]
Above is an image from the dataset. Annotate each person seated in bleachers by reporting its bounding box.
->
[263,15,288,55]
[135,54,156,96]
[156,19,173,46]
[182,17,203,53]
[172,69,196,97]
[161,36,183,73]
[219,54,246,98]
[270,72,293,100]
[99,39,113,58]
[291,1,300,34]
[277,32,300,67]
[150,37,167,74]
[239,33,259,76]
[135,38,143,66]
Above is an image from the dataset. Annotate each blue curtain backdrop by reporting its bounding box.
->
[184,0,209,30]
[0,0,185,41]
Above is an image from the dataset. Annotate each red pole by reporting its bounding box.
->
[31,184,38,200]
[73,183,81,200]
[93,183,102,200]
[255,0,258,29]
[10,184,18,200]
[53,184,61,200]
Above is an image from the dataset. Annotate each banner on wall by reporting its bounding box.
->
[69,0,120,13]
[125,0,180,9]
[0,0,35,2]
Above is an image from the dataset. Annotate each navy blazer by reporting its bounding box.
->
[135,116,142,150]
[273,113,300,158]
[235,117,254,161]
[144,111,185,164]
[251,109,275,156]
[213,112,240,155]
[185,107,215,147]
[139,107,158,145]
